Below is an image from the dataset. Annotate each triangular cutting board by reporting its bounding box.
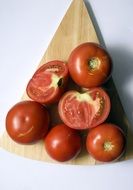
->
[0,0,133,165]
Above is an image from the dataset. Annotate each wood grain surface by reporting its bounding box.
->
[0,0,132,165]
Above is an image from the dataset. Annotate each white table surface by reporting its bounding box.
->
[0,0,133,189]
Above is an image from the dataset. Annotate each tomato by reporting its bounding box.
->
[58,88,110,129]
[6,100,49,144]
[68,42,112,88]
[86,123,126,162]
[44,124,82,162]
[26,60,69,105]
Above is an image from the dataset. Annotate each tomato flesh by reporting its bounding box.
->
[86,123,126,162]
[26,60,69,105]
[58,88,111,129]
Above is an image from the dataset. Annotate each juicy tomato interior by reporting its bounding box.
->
[89,89,110,127]
[36,61,67,76]
[58,88,110,129]
[26,60,68,104]
[28,72,59,102]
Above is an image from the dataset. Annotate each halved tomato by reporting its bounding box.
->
[26,60,69,105]
[58,88,111,129]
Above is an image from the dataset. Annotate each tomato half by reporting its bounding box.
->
[68,42,112,88]
[86,123,126,162]
[6,101,49,144]
[26,60,69,105]
[44,124,82,162]
[58,88,110,129]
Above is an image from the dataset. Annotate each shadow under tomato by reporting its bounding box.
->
[84,0,133,160]
[74,129,90,161]
[84,0,133,130]
[107,46,133,129]
[107,46,133,160]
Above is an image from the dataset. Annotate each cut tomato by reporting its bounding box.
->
[26,60,69,105]
[58,88,111,129]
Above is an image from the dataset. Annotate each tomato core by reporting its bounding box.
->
[49,73,61,88]
[88,57,101,70]
[57,78,63,87]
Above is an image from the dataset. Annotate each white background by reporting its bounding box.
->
[0,0,133,189]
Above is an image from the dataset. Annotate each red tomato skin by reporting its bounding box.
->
[44,124,82,162]
[58,88,111,130]
[86,123,126,162]
[68,42,112,88]
[6,101,49,144]
[26,60,69,105]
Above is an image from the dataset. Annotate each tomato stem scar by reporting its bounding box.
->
[88,57,101,70]
[104,141,114,151]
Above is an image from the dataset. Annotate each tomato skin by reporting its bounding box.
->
[26,60,69,105]
[44,124,82,162]
[58,88,111,130]
[68,42,112,88]
[86,123,126,162]
[6,101,49,144]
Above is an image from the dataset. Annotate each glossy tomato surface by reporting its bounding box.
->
[86,123,126,162]
[6,101,49,144]
[44,124,82,162]
[26,60,69,105]
[58,88,110,129]
[68,42,112,88]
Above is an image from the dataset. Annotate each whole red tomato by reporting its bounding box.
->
[44,124,82,162]
[26,60,69,105]
[58,88,110,130]
[86,123,126,162]
[68,42,112,88]
[6,100,49,144]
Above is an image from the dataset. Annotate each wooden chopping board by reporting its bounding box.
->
[0,0,133,165]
